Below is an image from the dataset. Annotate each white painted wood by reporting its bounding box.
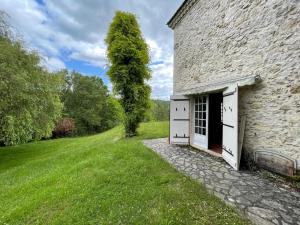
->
[171,100,189,120]
[170,95,190,144]
[222,84,239,170]
[177,75,261,96]
[192,95,208,149]
[170,95,189,100]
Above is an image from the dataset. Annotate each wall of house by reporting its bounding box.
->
[173,0,300,168]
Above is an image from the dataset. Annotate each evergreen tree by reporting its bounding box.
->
[105,11,151,137]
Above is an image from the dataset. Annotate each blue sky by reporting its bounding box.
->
[1,0,183,99]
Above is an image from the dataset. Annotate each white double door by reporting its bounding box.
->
[193,95,208,149]
[192,85,240,170]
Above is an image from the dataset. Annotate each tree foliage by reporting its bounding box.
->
[151,100,170,121]
[143,100,170,122]
[0,36,63,145]
[0,12,124,146]
[62,72,123,135]
[105,11,151,137]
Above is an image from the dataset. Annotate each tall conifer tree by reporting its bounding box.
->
[105,11,151,137]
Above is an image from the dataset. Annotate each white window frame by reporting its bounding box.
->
[192,95,208,149]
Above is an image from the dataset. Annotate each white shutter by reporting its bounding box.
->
[222,84,240,170]
[170,95,190,144]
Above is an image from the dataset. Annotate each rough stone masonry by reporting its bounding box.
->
[171,0,300,169]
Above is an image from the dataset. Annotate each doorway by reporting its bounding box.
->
[193,95,208,149]
[208,93,223,154]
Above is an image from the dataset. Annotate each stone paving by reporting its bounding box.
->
[143,138,300,225]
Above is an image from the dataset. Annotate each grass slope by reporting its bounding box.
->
[0,122,250,225]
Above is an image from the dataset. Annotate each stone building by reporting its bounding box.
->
[168,0,300,173]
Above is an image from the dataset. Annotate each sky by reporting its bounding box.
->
[1,0,183,100]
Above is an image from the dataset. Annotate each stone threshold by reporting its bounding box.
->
[190,143,223,158]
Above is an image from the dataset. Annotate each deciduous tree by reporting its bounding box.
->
[62,72,123,135]
[0,36,63,145]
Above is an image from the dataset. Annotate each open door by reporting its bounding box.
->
[193,95,208,149]
[170,95,190,144]
[222,84,239,170]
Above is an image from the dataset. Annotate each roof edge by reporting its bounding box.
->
[167,0,199,29]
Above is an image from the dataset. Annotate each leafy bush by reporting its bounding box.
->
[52,118,75,138]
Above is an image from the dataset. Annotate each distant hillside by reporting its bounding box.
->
[147,100,169,121]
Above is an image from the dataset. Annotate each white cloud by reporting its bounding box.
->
[147,39,163,62]
[107,82,113,93]
[0,0,182,99]
[145,38,174,99]
[68,42,107,67]
[41,56,66,72]
[1,0,107,67]
[149,52,173,100]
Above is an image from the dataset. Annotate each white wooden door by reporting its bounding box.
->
[222,84,239,170]
[170,95,190,144]
[193,95,208,149]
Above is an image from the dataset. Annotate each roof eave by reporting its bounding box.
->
[167,0,199,29]
[167,0,189,29]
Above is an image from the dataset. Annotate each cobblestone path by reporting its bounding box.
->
[143,138,300,225]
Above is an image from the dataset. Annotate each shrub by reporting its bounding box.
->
[52,118,75,138]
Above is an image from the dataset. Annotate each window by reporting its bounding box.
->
[194,96,207,135]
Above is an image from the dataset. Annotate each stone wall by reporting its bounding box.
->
[173,0,300,168]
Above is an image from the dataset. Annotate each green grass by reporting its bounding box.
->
[0,121,250,225]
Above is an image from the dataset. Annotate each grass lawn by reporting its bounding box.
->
[0,121,250,225]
